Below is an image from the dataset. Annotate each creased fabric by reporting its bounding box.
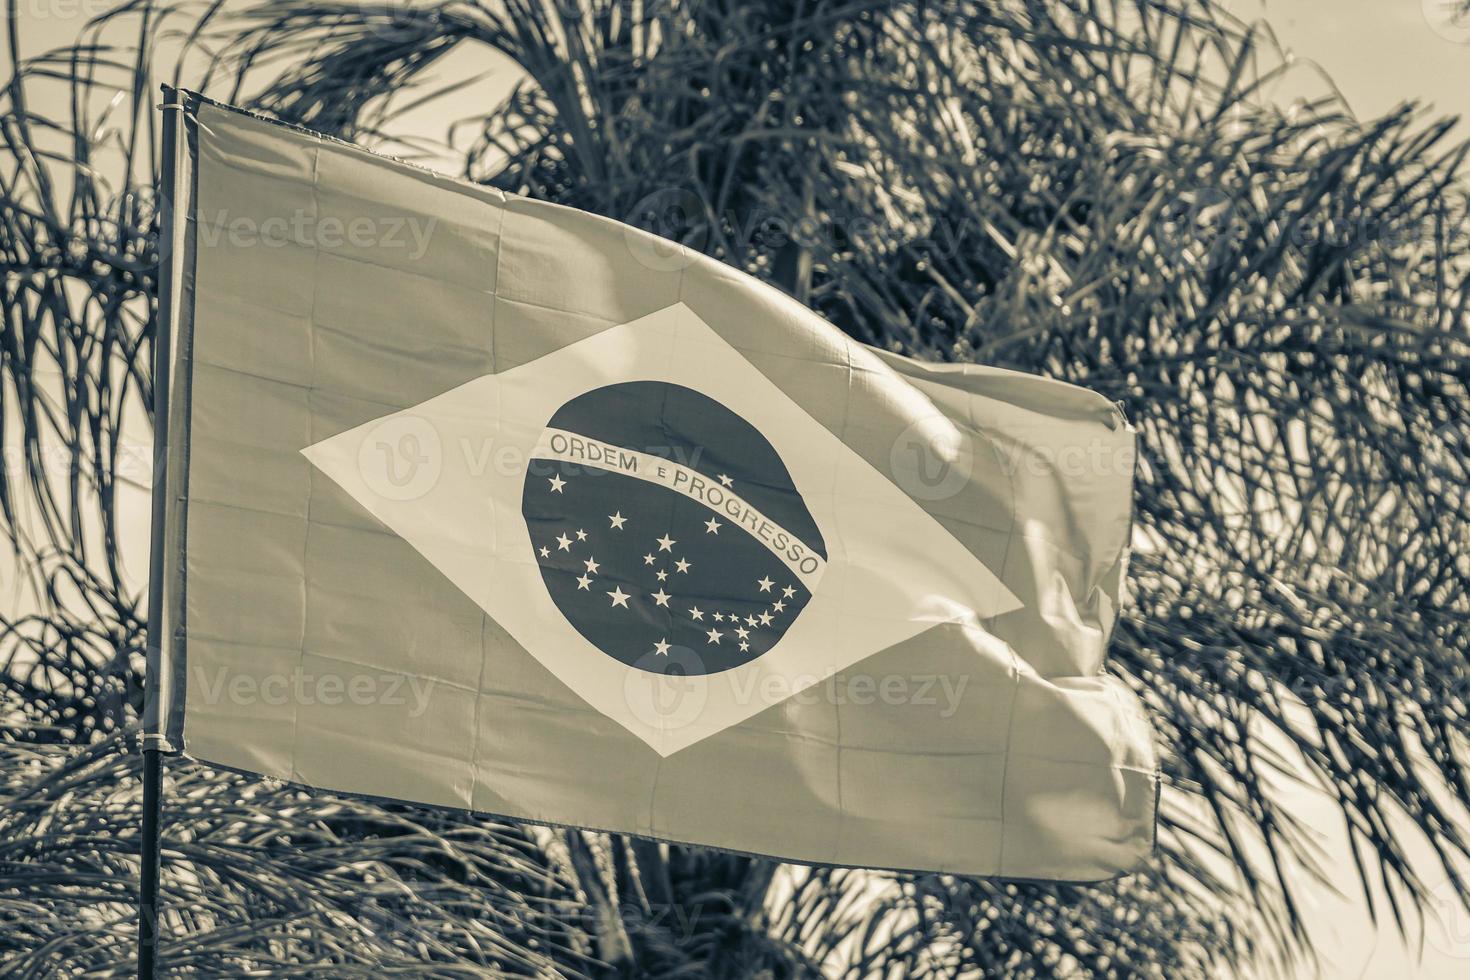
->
[154,93,1158,880]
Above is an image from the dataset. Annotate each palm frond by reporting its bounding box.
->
[3,1,1469,976]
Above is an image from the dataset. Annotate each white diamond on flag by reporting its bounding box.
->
[302,303,1022,756]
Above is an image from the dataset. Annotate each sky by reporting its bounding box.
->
[1224,0,1469,137]
[7,1,1470,978]
[1204,9,1469,977]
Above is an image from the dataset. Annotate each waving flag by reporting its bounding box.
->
[148,91,1157,880]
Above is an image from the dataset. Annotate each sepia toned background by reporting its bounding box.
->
[3,1,1469,977]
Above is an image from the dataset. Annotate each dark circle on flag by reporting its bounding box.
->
[522,381,824,676]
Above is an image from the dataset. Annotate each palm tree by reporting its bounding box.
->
[3,0,1468,975]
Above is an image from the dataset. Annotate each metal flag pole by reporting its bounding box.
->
[139,84,188,980]
[137,746,163,979]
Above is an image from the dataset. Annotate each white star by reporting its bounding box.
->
[538,546,550,558]
[713,612,725,622]
[771,601,785,613]
[555,533,572,551]
[718,474,733,487]
[652,589,671,607]
[759,612,774,626]
[757,576,774,592]
[609,512,627,530]
[706,629,724,645]
[745,615,757,626]
[548,474,566,493]
[575,528,588,542]
[739,641,750,652]
[607,586,630,608]
[656,569,668,581]
[782,585,796,598]
[643,553,657,565]
[653,639,671,656]
[704,518,722,534]
[735,627,749,639]
[675,558,691,574]
[576,575,592,591]
[657,534,676,552]
[584,557,600,574]
[689,606,704,621]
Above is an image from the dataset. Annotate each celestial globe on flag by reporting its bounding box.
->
[522,381,823,675]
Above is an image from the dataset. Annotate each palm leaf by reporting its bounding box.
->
[3,1,1469,975]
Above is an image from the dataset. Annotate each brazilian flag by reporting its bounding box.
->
[147,91,1156,880]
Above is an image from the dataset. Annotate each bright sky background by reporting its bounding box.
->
[1232,0,1469,134]
[8,2,1470,978]
[1205,10,1470,977]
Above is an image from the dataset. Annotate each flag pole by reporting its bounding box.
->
[137,746,163,979]
[140,84,187,980]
